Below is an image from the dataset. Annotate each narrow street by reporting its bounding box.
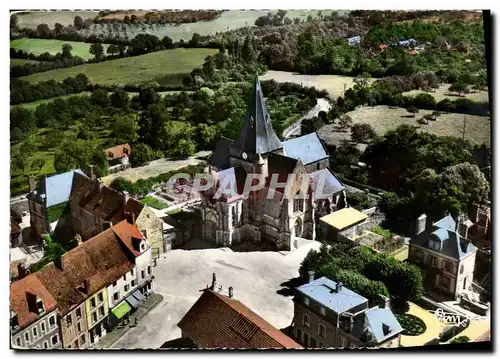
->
[282,98,332,139]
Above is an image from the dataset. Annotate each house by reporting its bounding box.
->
[398,38,418,47]
[177,286,302,349]
[203,76,347,251]
[292,275,403,348]
[103,143,132,173]
[10,274,62,349]
[34,221,155,348]
[378,44,388,51]
[468,204,491,247]
[54,172,166,256]
[27,169,85,239]
[347,36,361,46]
[317,207,368,244]
[408,214,477,299]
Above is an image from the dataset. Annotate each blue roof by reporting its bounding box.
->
[296,277,367,314]
[283,133,329,165]
[361,307,404,343]
[433,214,456,232]
[310,168,345,199]
[431,228,449,241]
[33,169,85,207]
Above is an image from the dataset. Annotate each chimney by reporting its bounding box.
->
[123,190,130,204]
[229,286,233,298]
[54,254,64,271]
[336,282,343,293]
[457,214,471,239]
[132,212,136,225]
[89,165,95,180]
[308,270,315,283]
[377,294,390,309]
[75,233,82,246]
[416,213,427,236]
[211,273,217,290]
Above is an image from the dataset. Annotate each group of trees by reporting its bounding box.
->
[299,243,424,304]
[94,10,222,25]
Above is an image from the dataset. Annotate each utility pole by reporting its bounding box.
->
[462,115,467,140]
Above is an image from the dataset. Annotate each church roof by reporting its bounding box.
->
[310,168,345,199]
[283,133,329,165]
[209,137,233,170]
[233,75,283,155]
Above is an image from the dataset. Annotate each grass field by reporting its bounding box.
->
[11,38,109,61]
[344,105,490,146]
[14,11,98,29]
[10,58,41,67]
[140,195,169,210]
[403,84,490,103]
[260,70,372,99]
[20,48,218,86]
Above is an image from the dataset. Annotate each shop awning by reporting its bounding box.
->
[126,295,140,309]
[111,301,131,319]
[133,290,146,302]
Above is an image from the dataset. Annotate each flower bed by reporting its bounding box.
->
[397,314,427,336]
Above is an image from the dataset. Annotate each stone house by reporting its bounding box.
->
[10,274,62,349]
[54,172,165,256]
[178,285,302,349]
[103,143,132,174]
[203,76,346,251]
[27,169,85,240]
[317,207,368,244]
[292,275,403,348]
[34,220,153,348]
[409,214,477,299]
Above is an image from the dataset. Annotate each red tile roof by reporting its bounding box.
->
[112,220,145,257]
[10,274,57,328]
[178,290,303,349]
[34,226,135,315]
[103,143,131,160]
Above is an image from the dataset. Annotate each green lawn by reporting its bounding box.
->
[19,48,218,86]
[11,38,109,61]
[140,195,169,210]
[11,58,41,67]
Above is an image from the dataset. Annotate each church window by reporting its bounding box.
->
[294,198,302,213]
[232,206,237,227]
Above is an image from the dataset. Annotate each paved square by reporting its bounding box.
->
[110,240,322,349]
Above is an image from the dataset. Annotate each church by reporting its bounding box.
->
[201,76,347,251]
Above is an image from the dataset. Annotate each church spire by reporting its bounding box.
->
[234,74,283,155]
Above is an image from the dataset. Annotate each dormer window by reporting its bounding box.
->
[428,239,441,251]
[382,324,391,336]
[36,298,45,314]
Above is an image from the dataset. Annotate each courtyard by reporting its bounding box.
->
[110,239,322,349]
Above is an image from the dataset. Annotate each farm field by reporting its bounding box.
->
[11,38,109,61]
[403,84,489,103]
[19,48,218,86]
[329,105,490,146]
[259,70,374,99]
[10,58,40,67]
[14,11,98,29]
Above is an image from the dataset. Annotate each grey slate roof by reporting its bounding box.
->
[29,169,85,208]
[296,277,367,314]
[233,75,283,154]
[282,132,329,165]
[216,167,240,199]
[209,137,233,170]
[352,306,403,344]
[410,214,477,259]
[309,168,345,199]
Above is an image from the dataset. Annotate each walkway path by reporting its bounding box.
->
[282,98,332,139]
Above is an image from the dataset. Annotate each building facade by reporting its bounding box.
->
[202,76,347,251]
[409,214,477,299]
[59,303,89,349]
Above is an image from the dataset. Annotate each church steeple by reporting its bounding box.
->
[234,74,283,155]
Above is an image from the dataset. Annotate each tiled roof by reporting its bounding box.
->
[309,168,345,199]
[319,207,368,231]
[124,197,144,222]
[282,133,329,165]
[296,277,367,314]
[112,220,145,257]
[35,225,135,315]
[209,137,233,170]
[178,290,302,349]
[10,274,57,328]
[103,143,131,160]
[352,306,403,344]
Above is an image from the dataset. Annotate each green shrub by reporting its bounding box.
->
[397,314,427,336]
[450,336,470,344]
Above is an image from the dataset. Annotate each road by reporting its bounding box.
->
[282,98,332,139]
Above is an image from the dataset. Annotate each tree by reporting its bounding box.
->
[110,114,139,144]
[351,123,376,143]
[89,43,104,61]
[107,44,119,56]
[170,138,196,158]
[138,88,158,109]
[36,23,51,37]
[110,89,130,109]
[255,15,272,27]
[10,14,18,29]
[54,139,108,177]
[131,143,154,166]
[449,82,470,97]
[162,35,174,49]
[338,115,353,131]
[54,22,64,34]
[406,106,419,117]
[353,73,371,89]
[90,88,109,107]
[61,43,73,58]
[74,16,84,30]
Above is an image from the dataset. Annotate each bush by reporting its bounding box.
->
[450,336,470,344]
[397,314,427,336]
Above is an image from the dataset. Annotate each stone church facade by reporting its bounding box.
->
[201,76,347,251]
